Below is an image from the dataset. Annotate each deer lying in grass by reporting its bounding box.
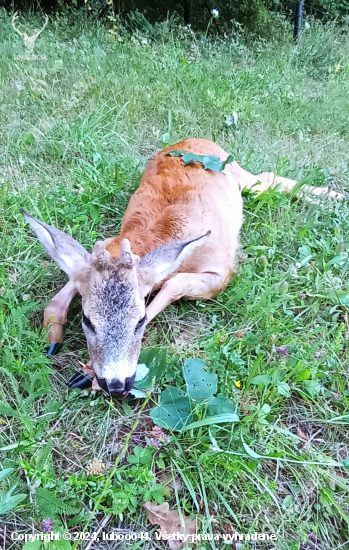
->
[23,139,343,397]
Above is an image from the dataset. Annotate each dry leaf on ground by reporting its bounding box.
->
[144,501,197,550]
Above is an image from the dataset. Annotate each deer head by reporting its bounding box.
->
[22,210,210,396]
[12,11,48,54]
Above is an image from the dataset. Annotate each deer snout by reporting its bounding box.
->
[97,373,136,398]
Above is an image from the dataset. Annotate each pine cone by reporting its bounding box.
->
[86,458,106,476]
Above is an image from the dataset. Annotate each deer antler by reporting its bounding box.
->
[11,11,25,37]
[32,13,49,40]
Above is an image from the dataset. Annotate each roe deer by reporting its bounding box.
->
[23,139,343,397]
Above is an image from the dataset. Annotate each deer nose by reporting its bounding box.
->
[97,374,136,398]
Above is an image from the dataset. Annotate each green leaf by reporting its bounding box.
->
[182,152,206,165]
[181,413,239,431]
[0,468,13,481]
[20,132,35,148]
[302,379,321,397]
[93,153,101,168]
[250,374,271,386]
[23,540,42,550]
[328,290,349,306]
[207,394,238,416]
[134,363,149,383]
[182,359,217,401]
[326,255,348,268]
[127,446,153,465]
[277,381,290,397]
[294,368,311,381]
[149,387,192,431]
[128,388,147,399]
[137,347,167,389]
[53,538,72,550]
[162,132,170,146]
[165,151,233,172]
[0,485,26,514]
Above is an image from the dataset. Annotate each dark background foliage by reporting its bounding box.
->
[1,0,349,29]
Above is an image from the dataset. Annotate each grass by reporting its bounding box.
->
[1,7,349,549]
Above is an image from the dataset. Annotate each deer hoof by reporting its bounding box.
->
[46,343,63,356]
[67,372,93,390]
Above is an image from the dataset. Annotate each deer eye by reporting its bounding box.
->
[135,315,146,333]
[82,312,95,333]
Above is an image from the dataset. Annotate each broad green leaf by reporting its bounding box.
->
[128,388,147,399]
[181,413,239,431]
[326,255,348,269]
[53,538,72,550]
[23,540,42,550]
[182,152,206,165]
[165,150,233,172]
[134,363,149,383]
[207,394,238,416]
[162,132,170,146]
[328,291,349,306]
[0,484,26,514]
[202,155,224,172]
[277,381,290,397]
[137,347,167,389]
[20,132,35,147]
[294,368,311,381]
[302,379,321,397]
[183,359,217,401]
[149,387,191,431]
[250,374,271,386]
[0,468,13,481]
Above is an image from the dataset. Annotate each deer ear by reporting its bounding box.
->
[138,231,211,292]
[22,210,90,276]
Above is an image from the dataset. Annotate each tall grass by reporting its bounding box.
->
[1,8,349,549]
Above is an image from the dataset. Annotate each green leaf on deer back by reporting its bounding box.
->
[166,150,233,172]
[149,387,192,431]
[183,359,217,401]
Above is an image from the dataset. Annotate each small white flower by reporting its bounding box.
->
[304,22,310,29]
[102,142,107,146]
[19,156,25,167]
[141,38,147,45]
[78,141,84,147]
[59,196,66,202]
[296,262,301,269]
[212,8,219,17]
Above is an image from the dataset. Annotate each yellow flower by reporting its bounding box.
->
[88,6,92,9]
[335,64,340,73]
[235,380,241,388]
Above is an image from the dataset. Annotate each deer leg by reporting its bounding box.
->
[44,280,78,348]
[226,162,343,199]
[145,272,227,323]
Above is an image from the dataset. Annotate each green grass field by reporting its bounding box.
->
[1,7,349,549]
